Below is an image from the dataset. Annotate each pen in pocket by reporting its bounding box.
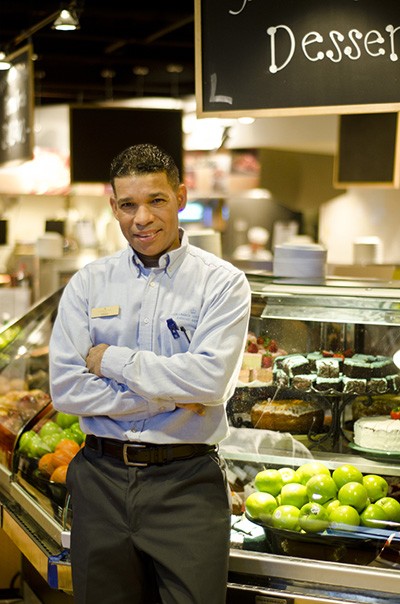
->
[166,318,180,339]
[180,326,191,343]
[166,318,191,344]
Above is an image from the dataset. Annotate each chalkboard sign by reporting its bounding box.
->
[334,112,400,187]
[195,0,400,117]
[0,45,34,166]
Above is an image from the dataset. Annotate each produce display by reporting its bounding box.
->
[17,410,84,484]
[245,461,400,535]
[0,387,51,468]
[13,409,85,524]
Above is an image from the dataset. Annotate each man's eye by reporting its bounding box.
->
[151,198,165,205]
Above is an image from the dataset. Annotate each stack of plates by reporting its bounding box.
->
[273,242,327,278]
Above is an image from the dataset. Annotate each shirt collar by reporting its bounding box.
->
[130,228,188,277]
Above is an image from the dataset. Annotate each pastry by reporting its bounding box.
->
[250,399,324,434]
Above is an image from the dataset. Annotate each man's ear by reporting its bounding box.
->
[109,196,118,218]
[177,183,187,212]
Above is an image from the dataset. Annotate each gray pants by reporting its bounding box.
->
[66,444,231,604]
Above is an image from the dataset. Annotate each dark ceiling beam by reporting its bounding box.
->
[105,15,194,54]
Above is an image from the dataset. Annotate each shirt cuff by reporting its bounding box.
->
[101,345,176,416]
[101,345,134,383]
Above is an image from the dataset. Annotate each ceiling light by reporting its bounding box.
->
[52,7,80,31]
[0,51,11,71]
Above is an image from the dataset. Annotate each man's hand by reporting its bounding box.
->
[85,346,205,416]
[86,343,109,377]
[176,403,206,416]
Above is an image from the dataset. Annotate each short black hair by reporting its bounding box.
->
[110,144,180,194]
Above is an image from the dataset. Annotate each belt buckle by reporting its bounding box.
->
[122,442,148,467]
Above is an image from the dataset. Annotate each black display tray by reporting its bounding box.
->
[246,513,400,565]
[14,452,68,515]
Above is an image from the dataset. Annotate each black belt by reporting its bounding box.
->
[85,435,215,467]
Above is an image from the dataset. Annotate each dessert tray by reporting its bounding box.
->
[348,442,400,463]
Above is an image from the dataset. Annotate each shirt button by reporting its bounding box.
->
[144,317,149,324]
[149,281,155,288]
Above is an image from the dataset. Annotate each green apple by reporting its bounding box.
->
[306,473,338,504]
[294,461,330,485]
[375,497,400,523]
[332,464,363,489]
[25,433,52,458]
[18,430,38,454]
[271,505,301,531]
[360,503,388,528]
[324,499,341,515]
[338,481,369,513]
[278,467,297,485]
[299,502,330,533]
[69,422,85,445]
[41,431,65,452]
[363,474,389,503]
[329,504,360,528]
[245,491,278,524]
[280,483,308,509]
[254,469,283,497]
[39,421,63,439]
[56,411,79,429]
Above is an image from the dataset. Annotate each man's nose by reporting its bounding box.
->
[134,205,153,224]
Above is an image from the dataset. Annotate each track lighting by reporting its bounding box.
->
[0,51,11,71]
[52,6,80,31]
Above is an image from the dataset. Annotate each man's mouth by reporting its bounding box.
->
[135,231,158,241]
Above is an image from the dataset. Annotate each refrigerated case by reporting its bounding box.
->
[2,277,400,602]
[224,275,400,603]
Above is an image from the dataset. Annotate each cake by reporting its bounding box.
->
[272,351,399,395]
[281,354,310,377]
[239,332,287,385]
[352,395,400,420]
[314,376,343,392]
[241,352,262,370]
[316,357,341,378]
[353,416,400,451]
[343,377,367,395]
[291,374,315,391]
[250,399,324,434]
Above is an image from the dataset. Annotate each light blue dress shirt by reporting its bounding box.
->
[49,230,251,445]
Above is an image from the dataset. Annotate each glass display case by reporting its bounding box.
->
[0,289,72,594]
[2,276,400,601]
[223,274,400,603]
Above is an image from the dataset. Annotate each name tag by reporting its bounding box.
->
[91,305,120,318]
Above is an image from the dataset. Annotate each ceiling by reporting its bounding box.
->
[1,1,196,106]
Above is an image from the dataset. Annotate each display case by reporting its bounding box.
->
[223,275,400,603]
[2,276,400,602]
[0,289,72,595]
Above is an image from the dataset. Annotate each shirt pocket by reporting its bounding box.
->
[158,315,197,356]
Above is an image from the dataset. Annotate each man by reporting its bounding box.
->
[49,144,251,603]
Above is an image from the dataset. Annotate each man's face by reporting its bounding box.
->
[110,172,187,265]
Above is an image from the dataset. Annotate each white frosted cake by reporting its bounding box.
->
[353,416,400,451]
